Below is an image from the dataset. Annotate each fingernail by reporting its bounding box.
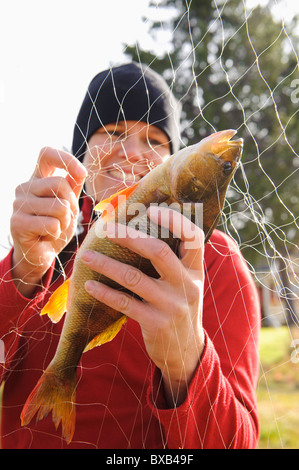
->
[85,280,95,293]
[81,250,94,263]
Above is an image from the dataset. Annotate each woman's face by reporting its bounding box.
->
[83,120,171,203]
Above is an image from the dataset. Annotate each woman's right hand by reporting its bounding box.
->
[10,147,87,297]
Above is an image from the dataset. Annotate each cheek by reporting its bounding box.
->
[84,168,108,202]
[84,143,113,174]
[82,151,104,198]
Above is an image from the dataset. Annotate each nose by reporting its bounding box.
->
[116,134,165,171]
[116,133,145,164]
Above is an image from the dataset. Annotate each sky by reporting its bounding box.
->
[0,0,154,258]
[0,0,298,259]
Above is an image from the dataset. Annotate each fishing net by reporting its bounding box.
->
[0,0,298,450]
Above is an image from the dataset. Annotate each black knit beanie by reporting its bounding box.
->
[72,62,181,160]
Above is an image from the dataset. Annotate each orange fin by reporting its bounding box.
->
[84,315,127,353]
[20,367,76,445]
[94,183,139,215]
[41,278,70,323]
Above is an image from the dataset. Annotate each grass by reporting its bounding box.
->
[257,326,299,449]
[0,326,298,448]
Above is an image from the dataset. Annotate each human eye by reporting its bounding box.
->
[108,127,127,141]
[148,136,170,153]
[145,132,163,148]
[111,129,123,137]
[148,137,162,147]
[146,127,170,150]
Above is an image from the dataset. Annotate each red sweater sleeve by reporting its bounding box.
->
[147,230,260,449]
[0,250,54,382]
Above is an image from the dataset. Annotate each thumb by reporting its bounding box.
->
[66,168,87,200]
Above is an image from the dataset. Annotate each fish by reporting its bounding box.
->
[20,129,243,443]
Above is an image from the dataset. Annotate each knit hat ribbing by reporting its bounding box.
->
[72,62,181,160]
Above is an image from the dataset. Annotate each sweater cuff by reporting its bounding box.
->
[147,332,215,417]
[0,249,54,330]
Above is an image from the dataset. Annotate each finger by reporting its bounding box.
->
[147,206,204,271]
[105,222,187,284]
[66,170,86,200]
[11,213,62,240]
[33,147,87,179]
[15,195,72,232]
[32,147,87,198]
[84,279,154,326]
[81,250,162,306]
[23,177,78,214]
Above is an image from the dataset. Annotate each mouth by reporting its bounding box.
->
[206,129,243,162]
[106,168,143,185]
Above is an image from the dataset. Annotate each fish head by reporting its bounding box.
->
[169,129,243,240]
[170,129,243,204]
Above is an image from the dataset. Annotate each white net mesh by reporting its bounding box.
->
[0,0,298,450]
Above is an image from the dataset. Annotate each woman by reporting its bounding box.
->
[0,62,260,448]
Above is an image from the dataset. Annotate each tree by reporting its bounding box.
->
[124,0,299,325]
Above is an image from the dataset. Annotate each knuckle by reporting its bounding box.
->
[124,268,142,288]
[10,208,27,233]
[175,301,189,320]
[188,283,201,304]
[14,184,21,197]
[15,182,27,198]
[95,255,109,272]
[45,175,62,190]
[10,212,20,233]
[154,314,169,333]
[47,218,60,236]
[38,146,51,159]
[60,213,72,232]
[54,198,71,218]
[45,177,71,201]
[54,176,73,197]
[117,293,131,312]
[61,198,71,211]
[36,148,48,168]
[153,241,172,261]
[12,198,21,212]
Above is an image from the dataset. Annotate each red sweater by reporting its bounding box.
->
[0,199,260,449]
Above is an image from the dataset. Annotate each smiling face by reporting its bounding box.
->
[83,120,171,203]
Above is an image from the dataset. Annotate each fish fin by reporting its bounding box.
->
[94,183,139,214]
[41,278,70,323]
[20,366,76,445]
[84,315,127,353]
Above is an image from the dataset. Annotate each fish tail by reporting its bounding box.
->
[20,366,76,444]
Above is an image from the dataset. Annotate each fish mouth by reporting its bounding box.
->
[203,129,243,163]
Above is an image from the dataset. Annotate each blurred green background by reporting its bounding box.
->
[257,326,299,449]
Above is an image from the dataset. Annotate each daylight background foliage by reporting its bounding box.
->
[124,0,299,327]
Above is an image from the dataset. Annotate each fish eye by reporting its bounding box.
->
[222,161,233,174]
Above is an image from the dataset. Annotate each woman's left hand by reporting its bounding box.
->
[82,205,205,407]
